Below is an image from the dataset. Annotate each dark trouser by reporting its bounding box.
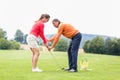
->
[68,32,82,71]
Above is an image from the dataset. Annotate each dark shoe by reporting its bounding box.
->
[67,69,78,72]
[64,68,71,71]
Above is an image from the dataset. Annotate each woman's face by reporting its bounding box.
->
[42,17,50,23]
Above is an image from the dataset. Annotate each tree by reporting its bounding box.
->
[83,36,120,56]
[9,40,20,50]
[0,38,20,50]
[83,36,105,54]
[14,29,24,43]
[0,38,11,49]
[111,38,120,55]
[116,39,120,55]
[104,37,114,54]
[54,38,68,51]
[83,40,91,53]
[22,34,28,44]
[0,28,7,39]
[89,36,104,53]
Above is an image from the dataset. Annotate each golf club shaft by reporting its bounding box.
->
[49,51,63,69]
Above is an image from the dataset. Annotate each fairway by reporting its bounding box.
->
[0,50,120,80]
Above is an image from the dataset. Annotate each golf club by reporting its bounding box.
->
[49,51,65,70]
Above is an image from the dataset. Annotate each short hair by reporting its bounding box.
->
[39,14,50,20]
[52,18,61,23]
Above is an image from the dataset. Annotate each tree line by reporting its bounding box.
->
[83,36,120,56]
[0,28,20,49]
[0,28,67,50]
[1,27,120,56]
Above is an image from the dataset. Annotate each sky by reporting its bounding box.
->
[0,0,120,39]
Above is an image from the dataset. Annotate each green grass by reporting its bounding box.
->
[0,50,120,80]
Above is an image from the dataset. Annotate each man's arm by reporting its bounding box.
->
[48,35,56,42]
[50,26,63,49]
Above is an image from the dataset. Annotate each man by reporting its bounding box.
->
[48,19,82,72]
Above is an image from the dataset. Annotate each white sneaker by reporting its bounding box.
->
[32,67,43,72]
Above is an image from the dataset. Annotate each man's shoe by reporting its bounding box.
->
[67,69,78,72]
[64,68,71,71]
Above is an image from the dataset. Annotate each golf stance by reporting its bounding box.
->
[48,19,82,72]
[26,14,50,72]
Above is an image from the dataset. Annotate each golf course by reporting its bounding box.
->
[0,50,119,80]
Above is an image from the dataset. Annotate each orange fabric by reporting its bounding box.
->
[50,23,79,49]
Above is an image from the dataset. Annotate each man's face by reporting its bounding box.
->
[52,21,59,28]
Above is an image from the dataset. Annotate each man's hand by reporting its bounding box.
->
[47,39,49,42]
[48,47,52,51]
[44,42,52,51]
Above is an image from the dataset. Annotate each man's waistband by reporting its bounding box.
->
[72,32,81,40]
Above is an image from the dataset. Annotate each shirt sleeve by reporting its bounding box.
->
[39,24,47,44]
[48,35,56,42]
[51,25,63,49]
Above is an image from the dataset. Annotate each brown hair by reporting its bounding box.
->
[39,14,50,20]
[52,18,61,24]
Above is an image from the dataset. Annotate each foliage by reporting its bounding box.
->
[0,28,20,50]
[0,38,11,49]
[83,40,91,53]
[9,40,20,50]
[89,36,104,54]
[111,38,120,55]
[22,34,28,44]
[83,36,120,55]
[14,29,24,43]
[104,37,114,54]
[0,28,7,38]
[0,38,20,50]
[54,38,68,51]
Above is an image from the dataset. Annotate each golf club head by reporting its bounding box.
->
[61,67,65,70]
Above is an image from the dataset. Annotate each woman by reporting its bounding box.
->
[26,14,50,72]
